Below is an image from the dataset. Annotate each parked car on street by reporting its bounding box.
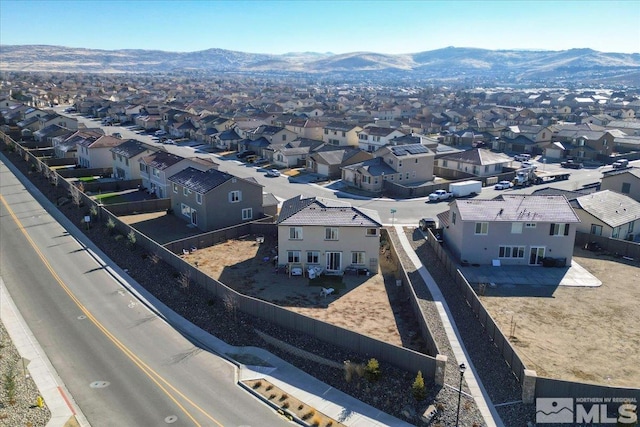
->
[266,169,281,177]
[561,159,584,169]
[514,153,531,162]
[494,180,514,190]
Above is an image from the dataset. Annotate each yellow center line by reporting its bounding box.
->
[0,192,224,427]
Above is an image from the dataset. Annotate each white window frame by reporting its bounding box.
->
[242,207,252,220]
[366,228,378,236]
[325,227,339,240]
[196,193,202,205]
[287,250,301,263]
[351,251,366,265]
[289,227,302,240]
[229,190,241,203]
[173,183,178,193]
[306,251,320,264]
[474,222,488,235]
[498,245,525,259]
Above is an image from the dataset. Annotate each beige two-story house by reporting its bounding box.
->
[438,195,580,266]
[277,196,382,274]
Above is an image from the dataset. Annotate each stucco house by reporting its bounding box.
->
[306,146,373,179]
[357,126,406,152]
[139,151,218,199]
[167,167,264,232]
[77,135,124,169]
[435,148,512,177]
[109,139,154,180]
[572,190,640,241]
[277,196,382,275]
[268,138,324,168]
[322,122,363,147]
[600,167,640,202]
[437,195,580,266]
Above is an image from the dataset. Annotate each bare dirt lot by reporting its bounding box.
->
[479,247,640,388]
[179,234,424,350]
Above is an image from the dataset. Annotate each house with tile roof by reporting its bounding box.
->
[305,146,372,179]
[109,139,155,180]
[438,195,580,266]
[267,138,324,168]
[139,151,218,199]
[435,148,512,177]
[167,167,263,232]
[322,122,363,147]
[77,135,124,168]
[277,196,382,274]
[356,126,406,152]
[571,190,640,241]
[600,167,640,202]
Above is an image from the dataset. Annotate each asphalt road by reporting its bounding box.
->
[56,107,616,225]
[0,159,287,427]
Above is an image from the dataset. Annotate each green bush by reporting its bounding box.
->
[364,358,381,382]
[412,370,426,401]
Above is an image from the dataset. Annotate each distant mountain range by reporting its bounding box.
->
[1,45,639,85]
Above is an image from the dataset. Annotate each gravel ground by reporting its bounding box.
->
[393,227,536,426]
[0,320,52,426]
[2,145,528,426]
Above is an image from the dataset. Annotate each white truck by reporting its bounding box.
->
[513,167,570,187]
[449,180,482,198]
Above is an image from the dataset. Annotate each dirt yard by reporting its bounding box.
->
[179,234,421,349]
[479,247,640,388]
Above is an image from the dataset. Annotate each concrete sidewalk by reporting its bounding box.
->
[2,154,413,427]
[395,225,502,427]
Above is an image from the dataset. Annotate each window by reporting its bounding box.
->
[498,246,525,259]
[613,227,620,238]
[289,227,302,240]
[112,152,116,160]
[452,211,456,224]
[125,158,129,166]
[474,222,488,235]
[549,223,570,236]
[351,251,366,264]
[287,250,301,263]
[307,251,319,264]
[366,228,378,236]
[242,207,252,220]
[173,183,178,193]
[196,193,202,204]
[183,187,188,196]
[180,203,192,218]
[622,182,631,194]
[325,227,338,240]
[282,134,286,141]
[229,190,241,203]
[511,222,523,234]
[442,160,448,167]
[525,223,536,228]
[140,163,146,172]
[590,224,603,235]
[152,168,160,177]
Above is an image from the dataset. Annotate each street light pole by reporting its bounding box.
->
[390,208,396,226]
[456,363,466,427]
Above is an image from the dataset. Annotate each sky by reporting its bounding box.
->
[1,0,639,55]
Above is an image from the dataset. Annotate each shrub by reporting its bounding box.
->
[281,402,289,409]
[412,370,426,402]
[268,393,276,400]
[279,393,288,401]
[302,409,315,420]
[3,363,17,404]
[266,384,273,391]
[364,358,381,382]
[127,230,137,247]
[252,381,262,389]
[106,217,116,234]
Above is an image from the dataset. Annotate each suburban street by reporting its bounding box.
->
[0,160,288,426]
[57,108,617,226]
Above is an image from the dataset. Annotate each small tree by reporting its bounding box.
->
[223,293,238,323]
[178,270,191,292]
[364,358,381,383]
[89,204,98,220]
[106,217,116,235]
[3,362,17,405]
[412,370,427,402]
[126,230,137,248]
[70,184,82,207]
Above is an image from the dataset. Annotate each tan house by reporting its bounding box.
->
[277,196,382,275]
[572,190,640,241]
[600,167,640,202]
[435,148,512,177]
[357,126,406,152]
[322,122,362,147]
[77,135,124,169]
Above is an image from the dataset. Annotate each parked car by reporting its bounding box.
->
[154,129,167,137]
[428,189,453,202]
[266,169,281,177]
[494,180,513,190]
[237,150,256,159]
[561,159,584,169]
[612,159,629,169]
[418,217,437,230]
[514,153,531,162]
[164,139,176,145]
[521,161,537,169]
